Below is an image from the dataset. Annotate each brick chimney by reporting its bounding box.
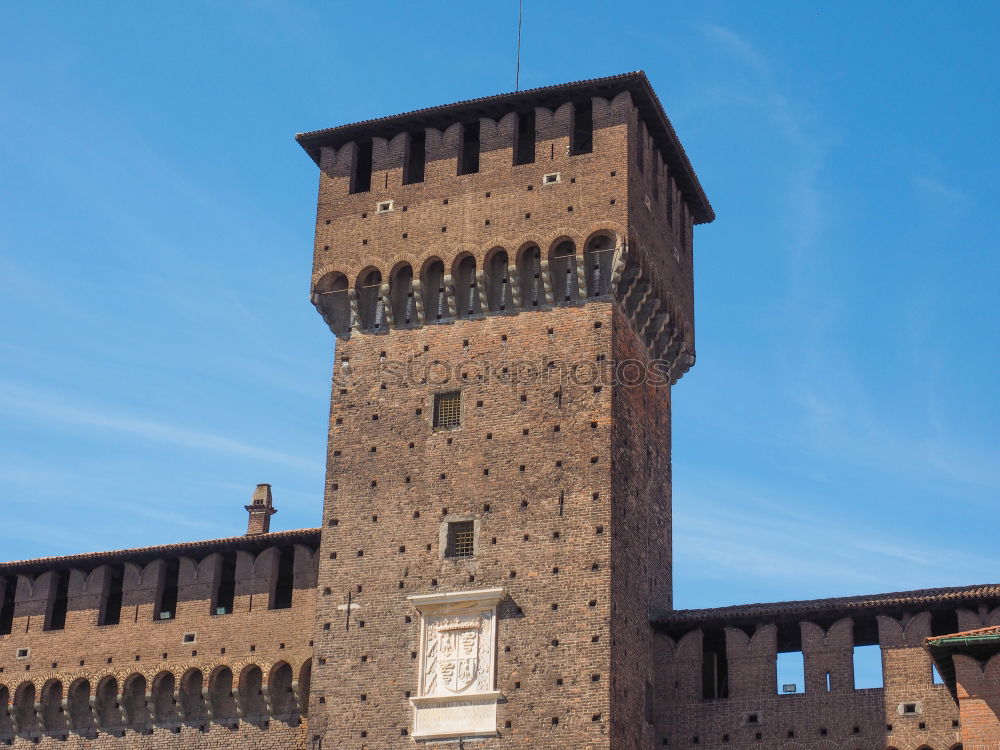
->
[245,483,276,535]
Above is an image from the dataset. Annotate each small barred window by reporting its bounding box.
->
[433,391,462,430]
[446,521,475,558]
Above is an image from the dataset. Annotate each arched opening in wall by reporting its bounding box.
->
[95,677,120,731]
[298,659,312,717]
[0,575,15,635]
[570,100,593,155]
[390,263,416,327]
[179,669,206,724]
[776,622,805,695]
[314,272,351,337]
[458,121,480,175]
[453,255,480,319]
[0,684,12,738]
[40,680,67,734]
[350,140,373,194]
[13,683,36,735]
[150,672,176,725]
[931,608,960,637]
[514,110,536,165]
[0,684,12,737]
[949,744,965,750]
[238,665,267,723]
[213,551,237,616]
[585,233,616,297]
[549,240,579,304]
[268,662,295,719]
[421,259,447,323]
[485,248,512,313]
[122,674,148,729]
[156,558,180,620]
[701,628,728,700]
[852,614,885,690]
[356,269,385,333]
[208,667,237,723]
[404,131,425,185]
[66,679,92,734]
[516,245,542,308]
[99,564,124,626]
[270,545,295,610]
[44,569,70,631]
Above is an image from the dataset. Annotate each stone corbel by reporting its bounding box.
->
[507,264,520,308]
[347,288,361,332]
[201,686,213,721]
[475,269,488,313]
[411,278,425,325]
[379,282,393,330]
[608,241,629,296]
[641,298,663,340]
[539,260,553,305]
[443,274,457,318]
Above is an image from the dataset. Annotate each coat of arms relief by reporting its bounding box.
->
[423,616,492,695]
[407,588,505,739]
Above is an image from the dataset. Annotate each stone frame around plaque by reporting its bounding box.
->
[407,587,505,740]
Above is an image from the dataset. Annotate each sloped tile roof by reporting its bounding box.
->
[656,583,1000,627]
[0,528,322,575]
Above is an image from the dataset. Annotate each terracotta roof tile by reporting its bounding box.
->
[925,624,1000,643]
[655,583,1000,627]
[0,528,322,575]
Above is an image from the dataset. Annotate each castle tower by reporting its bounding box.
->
[296,72,713,748]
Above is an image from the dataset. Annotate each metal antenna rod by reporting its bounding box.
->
[515,0,523,90]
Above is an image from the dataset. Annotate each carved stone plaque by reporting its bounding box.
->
[407,588,505,740]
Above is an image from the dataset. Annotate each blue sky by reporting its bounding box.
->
[1,1,997,610]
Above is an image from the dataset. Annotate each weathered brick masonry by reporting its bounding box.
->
[1,72,997,749]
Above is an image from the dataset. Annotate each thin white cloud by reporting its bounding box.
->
[0,380,314,470]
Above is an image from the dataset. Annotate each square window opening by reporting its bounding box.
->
[433,391,462,431]
[446,521,475,558]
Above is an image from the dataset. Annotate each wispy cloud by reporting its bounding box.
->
[0,380,314,470]
[674,483,996,600]
[913,175,969,205]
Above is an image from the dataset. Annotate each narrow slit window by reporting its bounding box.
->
[404,131,425,184]
[214,552,237,616]
[270,546,295,610]
[514,110,536,165]
[458,121,480,175]
[571,100,593,155]
[446,521,475,558]
[156,558,180,620]
[45,570,70,631]
[99,564,124,626]
[0,575,15,635]
[433,391,462,431]
[350,141,373,194]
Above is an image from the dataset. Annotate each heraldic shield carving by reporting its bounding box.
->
[428,617,484,694]
[408,588,505,739]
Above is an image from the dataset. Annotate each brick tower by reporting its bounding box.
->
[296,72,713,749]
